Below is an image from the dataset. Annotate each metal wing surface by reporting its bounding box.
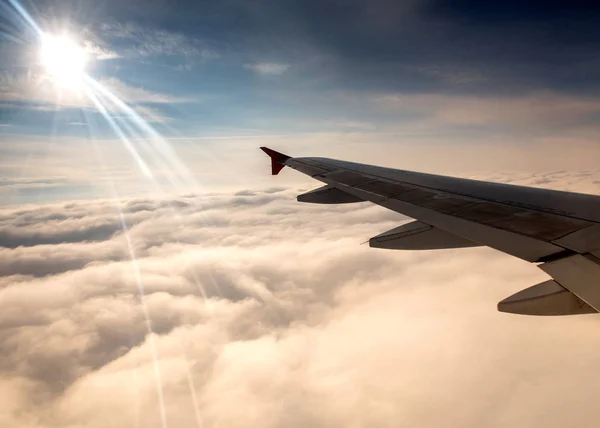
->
[260,147,600,316]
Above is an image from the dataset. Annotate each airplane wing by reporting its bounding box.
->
[260,146,600,316]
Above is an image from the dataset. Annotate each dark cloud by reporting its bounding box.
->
[0,198,197,249]
[0,222,120,248]
[16,0,600,96]
[430,0,600,25]
[131,0,600,95]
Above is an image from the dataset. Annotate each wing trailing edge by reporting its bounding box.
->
[369,221,482,250]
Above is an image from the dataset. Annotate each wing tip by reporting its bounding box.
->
[260,147,291,175]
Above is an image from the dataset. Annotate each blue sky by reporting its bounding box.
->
[1,0,600,203]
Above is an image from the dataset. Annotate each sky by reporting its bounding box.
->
[1,0,600,203]
[2,1,600,427]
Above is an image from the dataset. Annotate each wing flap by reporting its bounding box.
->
[324,170,374,186]
[454,203,591,240]
[539,254,600,312]
[369,220,481,250]
[297,185,364,204]
[552,224,600,253]
[498,280,595,316]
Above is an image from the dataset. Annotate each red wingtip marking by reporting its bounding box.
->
[272,162,285,175]
[260,147,291,175]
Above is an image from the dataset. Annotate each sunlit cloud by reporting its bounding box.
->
[375,92,600,129]
[99,77,190,104]
[83,40,121,60]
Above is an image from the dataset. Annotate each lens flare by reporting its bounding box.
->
[40,34,87,87]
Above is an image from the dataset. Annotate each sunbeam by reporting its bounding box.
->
[84,86,154,179]
[179,338,206,428]
[85,126,169,428]
[6,0,42,36]
[85,76,200,191]
[118,203,169,428]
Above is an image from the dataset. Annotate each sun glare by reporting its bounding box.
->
[40,34,87,88]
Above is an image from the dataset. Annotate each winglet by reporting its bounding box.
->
[260,147,291,175]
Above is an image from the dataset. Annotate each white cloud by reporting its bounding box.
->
[100,22,219,60]
[99,77,189,104]
[1,174,600,427]
[245,62,290,76]
[376,91,600,128]
[83,41,121,60]
[0,73,187,106]
[0,73,188,123]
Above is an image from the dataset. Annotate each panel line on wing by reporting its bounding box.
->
[353,179,415,197]
[320,162,598,223]
[315,162,594,244]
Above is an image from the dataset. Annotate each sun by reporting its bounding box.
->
[40,34,87,88]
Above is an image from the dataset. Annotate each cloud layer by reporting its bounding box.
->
[2,174,600,428]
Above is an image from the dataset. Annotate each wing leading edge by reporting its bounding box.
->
[260,147,600,316]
